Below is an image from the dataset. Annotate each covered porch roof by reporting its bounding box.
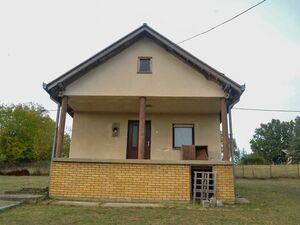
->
[67,96,222,115]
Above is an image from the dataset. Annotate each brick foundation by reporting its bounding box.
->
[213,165,235,201]
[50,161,191,201]
[50,160,235,202]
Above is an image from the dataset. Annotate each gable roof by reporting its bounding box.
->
[43,24,245,105]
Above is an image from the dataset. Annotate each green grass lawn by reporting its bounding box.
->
[0,177,300,225]
[0,176,49,194]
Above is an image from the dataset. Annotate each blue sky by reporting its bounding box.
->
[0,0,299,152]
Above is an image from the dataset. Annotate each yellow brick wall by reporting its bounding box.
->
[213,165,235,201]
[50,162,191,201]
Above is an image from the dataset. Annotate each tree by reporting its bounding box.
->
[288,116,300,163]
[230,138,241,164]
[241,153,267,165]
[0,103,55,162]
[62,133,71,158]
[250,119,294,164]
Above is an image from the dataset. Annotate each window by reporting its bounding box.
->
[132,125,138,147]
[138,57,152,73]
[173,124,194,149]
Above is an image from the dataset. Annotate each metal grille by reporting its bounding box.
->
[192,171,216,204]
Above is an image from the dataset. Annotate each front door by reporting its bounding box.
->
[126,120,151,159]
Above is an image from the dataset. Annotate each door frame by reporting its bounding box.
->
[126,120,151,159]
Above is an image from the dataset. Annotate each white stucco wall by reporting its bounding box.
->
[64,38,224,98]
[69,112,222,161]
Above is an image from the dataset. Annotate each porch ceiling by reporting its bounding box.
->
[68,96,221,114]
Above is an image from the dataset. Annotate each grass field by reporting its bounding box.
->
[0,177,300,225]
[0,176,49,194]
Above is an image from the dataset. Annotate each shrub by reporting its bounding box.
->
[241,153,267,165]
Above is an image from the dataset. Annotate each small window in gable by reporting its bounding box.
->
[138,57,152,73]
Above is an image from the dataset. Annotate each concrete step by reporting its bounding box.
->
[101,202,165,208]
[51,200,165,208]
[53,201,100,207]
[0,200,21,211]
[0,194,45,201]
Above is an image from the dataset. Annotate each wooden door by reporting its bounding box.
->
[126,120,151,159]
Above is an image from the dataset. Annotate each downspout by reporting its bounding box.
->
[48,103,61,192]
[228,103,237,198]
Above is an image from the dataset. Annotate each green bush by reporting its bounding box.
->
[241,153,267,165]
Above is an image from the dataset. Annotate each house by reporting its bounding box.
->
[44,24,245,202]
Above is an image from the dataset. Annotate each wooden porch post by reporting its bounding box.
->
[221,98,230,161]
[51,104,61,159]
[138,97,146,159]
[56,96,68,158]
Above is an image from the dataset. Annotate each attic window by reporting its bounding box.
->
[138,57,152,73]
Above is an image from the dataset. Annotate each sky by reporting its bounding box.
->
[0,0,299,152]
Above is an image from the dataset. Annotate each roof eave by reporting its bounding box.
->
[46,25,149,91]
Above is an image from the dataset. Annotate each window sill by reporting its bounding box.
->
[137,71,152,74]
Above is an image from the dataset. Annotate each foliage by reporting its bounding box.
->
[0,103,57,163]
[240,153,267,165]
[250,119,295,164]
[0,161,50,176]
[62,133,71,158]
[288,116,300,163]
[0,103,71,162]
[230,138,241,164]
[288,138,300,163]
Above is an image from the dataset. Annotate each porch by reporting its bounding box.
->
[49,95,235,202]
[53,96,231,161]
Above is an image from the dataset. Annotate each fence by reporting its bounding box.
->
[235,164,300,178]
